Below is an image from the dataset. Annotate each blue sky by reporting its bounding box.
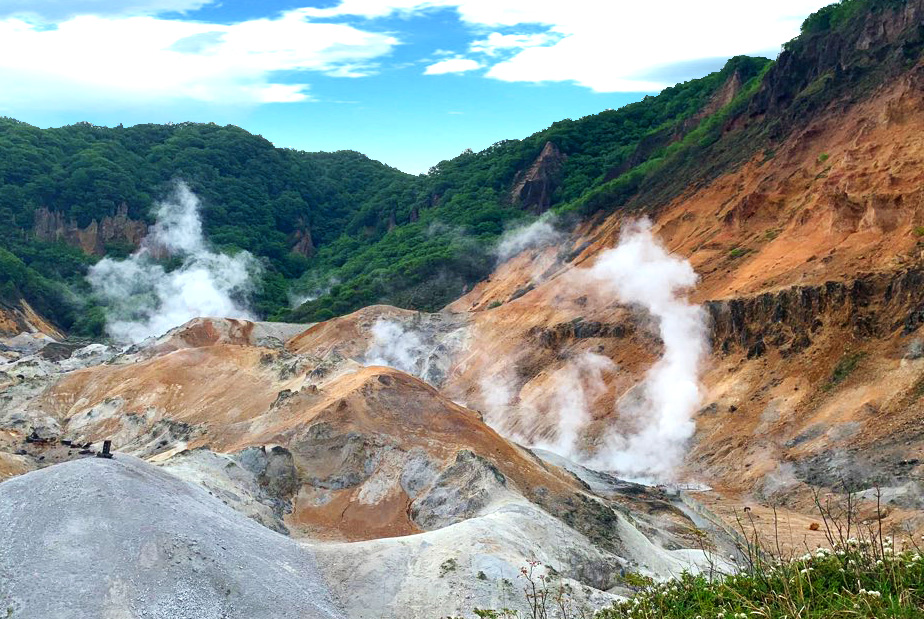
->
[0,0,832,173]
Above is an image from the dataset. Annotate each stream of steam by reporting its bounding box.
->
[583,219,707,479]
[360,216,706,481]
[475,217,707,481]
[88,182,259,343]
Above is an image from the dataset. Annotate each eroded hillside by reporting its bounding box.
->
[3,2,924,617]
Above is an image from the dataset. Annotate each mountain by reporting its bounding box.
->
[3,0,924,617]
[0,55,768,333]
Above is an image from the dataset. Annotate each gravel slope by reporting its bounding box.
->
[0,455,343,619]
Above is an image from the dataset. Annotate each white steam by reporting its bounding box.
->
[584,219,707,479]
[88,182,260,343]
[495,214,563,262]
[288,276,340,308]
[364,319,427,375]
[475,218,707,481]
[531,352,615,457]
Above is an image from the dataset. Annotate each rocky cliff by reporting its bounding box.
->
[32,203,147,256]
[511,141,566,213]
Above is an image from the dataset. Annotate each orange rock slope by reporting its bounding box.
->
[33,319,595,541]
[440,58,924,528]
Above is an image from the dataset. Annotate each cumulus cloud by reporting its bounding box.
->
[0,10,398,112]
[424,58,481,75]
[470,32,556,56]
[304,0,832,91]
[0,0,212,20]
[88,182,259,343]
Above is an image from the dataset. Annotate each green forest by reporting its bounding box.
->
[0,53,777,336]
[24,0,915,340]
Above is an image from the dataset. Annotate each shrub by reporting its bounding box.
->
[824,352,867,390]
[728,247,749,259]
[595,489,924,619]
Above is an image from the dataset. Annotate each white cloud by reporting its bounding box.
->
[470,32,555,56]
[303,0,834,92]
[0,11,398,112]
[424,58,481,75]
[0,0,213,20]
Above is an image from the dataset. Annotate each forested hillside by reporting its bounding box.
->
[0,55,771,332]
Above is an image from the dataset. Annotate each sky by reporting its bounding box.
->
[0,0,833,174]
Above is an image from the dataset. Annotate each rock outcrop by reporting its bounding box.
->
[0,315,732,617]
[511,141,566,213]
[706,267,924,358]
[32,204,147,256]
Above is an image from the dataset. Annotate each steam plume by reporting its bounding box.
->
[364,319,427,376]
[88,182,259,343]
[495,214,563,262]
[584,219,707,479]
[475,218,706,481]
[531,352,615,457]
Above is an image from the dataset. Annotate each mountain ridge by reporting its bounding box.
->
[0,54,770,333]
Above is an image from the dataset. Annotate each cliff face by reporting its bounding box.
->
[32,204,146,256]
[752,0,924,120]
[291,223,315,258]
[437,1,924,532]
[0,299,63,339]
[511,141,566,213]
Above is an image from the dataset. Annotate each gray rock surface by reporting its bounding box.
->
[0,455,343,619]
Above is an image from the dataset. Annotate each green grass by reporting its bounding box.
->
[824,352,867,390]
[763,228,781,241]
[728,247,750,259]
[595,542,924,619]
